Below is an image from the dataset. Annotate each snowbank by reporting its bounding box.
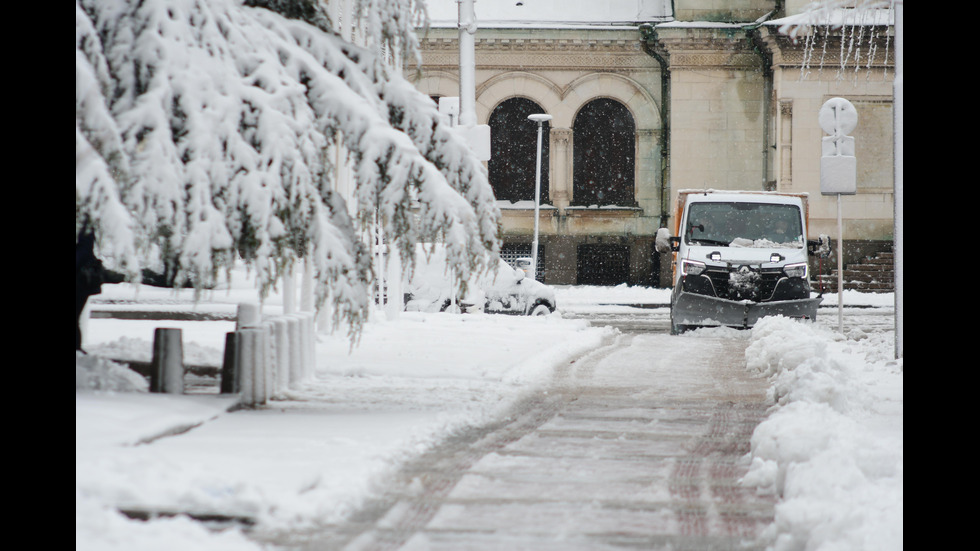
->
[741,317,903,551]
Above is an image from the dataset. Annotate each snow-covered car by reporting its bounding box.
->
[403,246,557,316]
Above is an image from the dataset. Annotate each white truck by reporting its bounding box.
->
[655,190,831,334]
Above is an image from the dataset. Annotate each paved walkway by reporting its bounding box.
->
[257,332,775,551]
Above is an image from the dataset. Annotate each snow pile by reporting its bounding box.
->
[76,352,149,392]
[742,316,903,551]
[554,284,671,307]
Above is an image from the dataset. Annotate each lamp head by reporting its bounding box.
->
[527,113,552,123]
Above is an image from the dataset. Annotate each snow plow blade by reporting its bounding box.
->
[672,290,822,330]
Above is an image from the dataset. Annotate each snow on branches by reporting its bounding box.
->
[75,0,500,335]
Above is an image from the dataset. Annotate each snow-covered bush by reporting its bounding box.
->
[75,0,500,337]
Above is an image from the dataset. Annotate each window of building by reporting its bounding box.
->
[573,98,635,206]
[488,98,550,204]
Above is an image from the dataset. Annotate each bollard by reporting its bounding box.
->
[287,315,303,387]
[235,302,267,406]
[237,302,261,329]
[236,328,258,406]
[220,331,239,394]
[150,328,184,394]
[272,317,291,393]
[301,312,316,381]
[247,327,269,406]
[229,302,317,401]
[295,314,309,384]
[259,321,275,404]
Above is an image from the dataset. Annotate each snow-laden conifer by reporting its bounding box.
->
[75,0,500,336]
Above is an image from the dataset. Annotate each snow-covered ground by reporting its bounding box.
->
[76,272,902,551]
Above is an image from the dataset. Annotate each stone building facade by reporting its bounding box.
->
[410,0,896,286]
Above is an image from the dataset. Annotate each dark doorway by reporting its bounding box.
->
[489,98,550,204]
[577,244,630,286]
[573,98,635,206]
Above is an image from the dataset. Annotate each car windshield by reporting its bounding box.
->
[684,202,804,248]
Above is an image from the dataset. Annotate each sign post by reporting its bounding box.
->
[454,0,491,161]
[528,114,553,280]
[819,97,858,333]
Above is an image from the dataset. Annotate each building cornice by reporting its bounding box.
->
[652,27,764,70]
[758,25,895,69]
[420,35,655,72]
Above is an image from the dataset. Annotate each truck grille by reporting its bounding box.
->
[696,266,784,302]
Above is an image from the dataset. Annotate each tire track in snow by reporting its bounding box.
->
[259,330,774,550]
[263,332,625,551]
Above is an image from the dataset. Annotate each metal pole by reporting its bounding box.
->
[457,0,477,127]
[893,1,903,359]
[532,122,542,278]
[837,194,844,333]
[528,114,552,280]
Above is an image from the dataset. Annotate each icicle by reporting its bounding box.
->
[818,24,830,79]
[800,26,814,81]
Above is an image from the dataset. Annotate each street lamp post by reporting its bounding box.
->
[527,113,552,280]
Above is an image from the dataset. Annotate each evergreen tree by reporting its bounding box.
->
[75,0,500,336]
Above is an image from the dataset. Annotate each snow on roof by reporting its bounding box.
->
[423,0,673,28]
[655,20,746,29]
[765,7,894,38]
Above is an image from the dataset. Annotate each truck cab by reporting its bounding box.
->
[656,190,830,334]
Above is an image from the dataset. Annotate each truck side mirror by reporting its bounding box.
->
[655,227,679,253]
[807,234,832,259]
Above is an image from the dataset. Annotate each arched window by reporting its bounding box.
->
[488,98,549,204]
[573,98,635,206]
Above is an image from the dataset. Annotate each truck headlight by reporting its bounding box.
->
[783,262,807,278]
[682,259,706,276]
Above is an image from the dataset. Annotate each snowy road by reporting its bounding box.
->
[561,303,895,335]
[562,307,672,334]
[257,327,775,550]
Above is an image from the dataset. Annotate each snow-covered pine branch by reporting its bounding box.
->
[75,0,500,336]
[280,18,501,289]
[76,3,140,278]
